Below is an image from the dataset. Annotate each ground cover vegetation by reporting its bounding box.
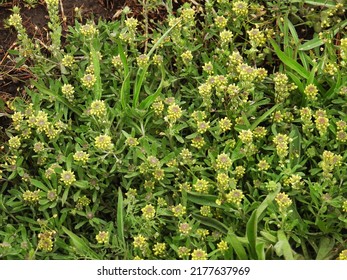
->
[0,0,347,260]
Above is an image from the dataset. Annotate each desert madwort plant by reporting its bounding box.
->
[1,0,347,260]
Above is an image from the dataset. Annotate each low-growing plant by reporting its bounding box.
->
[1,0,347,260]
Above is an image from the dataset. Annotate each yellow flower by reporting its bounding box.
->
[60,170,76,186]
[95,231,109,244]
[275,192,292,210]
[216,153,232,170]
[338,249,347,260]
[90,100,106,117]
[153,242,166,256]
[191,249,208,260]
[73,151,89,164]
[217,240,229,252]
[172,204,186,217]
[8,136,21,149]
[95,134,113,150]
[133,234,147,249]
[141,204,156,219]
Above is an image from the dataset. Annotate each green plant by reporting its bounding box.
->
[1,0,347,260]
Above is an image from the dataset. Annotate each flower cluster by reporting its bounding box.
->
[37,230,56,252]
[191,249,208,260]
[167,103,182,123]
[232,1,248,17]
[137,54,149,68]
[90,100,106,118]
[95,231,109,244]
[95,135,113,151]
[153,242,166,256]
[80,23,98,37]
[214,16,228,29]
[226,189,244,205]
[60,170,76,186]
[141,204,156,219]
[275,192,292,210]
[194,179,210,193]
[220,30,233,45]
[314,109,329,136]
[181,50,193,65]
[216,153,232,170]
[273,133,291,159]
[319,150,342,178]
[304,84,318,101]
[61,84,75,101]
[273,73,297,103]
[73,151,89,164]
[247,28,266,47]
[23,190,40,204]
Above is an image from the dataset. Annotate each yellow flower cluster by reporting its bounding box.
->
[217,240,229,252]
[191,249,208,260]
[153,168,165,181]
[200,205,211,217]
[216,153,232,170]
[80,23,98,37]
[239,129,253,144]
[167,104,182,123]
[73,151,89,164]
[247,28,266,47]
[125,17,138,31]
[197,121,210,134]
[257,159,270,171]
[304,84,318,101]
[181,50,193,65]
[191,136,205,149]
[178,246,190,258]
[342,200,347,213]
[137,54,149,68]
[232,1,248,16]
[275,192,292,210]
[61,84,75,101]
[125,137,139,147]
[90,100,106,118]
[141,204,156,219]
[178,223,191,235]
[273,133,291,159]
[81,73,96,89]
[253,126,267,138]
[288,174,304,190]
[171,204,186,217]
[218,117,232,133]
[151,98,164,115]
[8,136,21,149]
[226,189,244,205]
[153,54,163,66]
[38,230,56,252]
[220,30,233,45]
[112,55,122,68]
[338,250,347,260]
[133,234,147,250]
[194,178,210,193]
[95,135,113,151]
[181,7,195,25]
[60,170,76,186]
[23,190,40,204]
[153,242,166,256]
[61,54,75,68]
[214,16,227,29]
[95,231,109,244]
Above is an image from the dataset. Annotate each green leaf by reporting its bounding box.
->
[32,81,82,116]
[62,226,101,259]
[246,209,258,259]
[187,191,225,209]
[316,237,335,260]
[270,39,310,80]
[227,232,248,260]
[90,42,102,99]
[192,213,229,234]
[276,230,294,260]
[117,188,125,244]
[30,179,48,191]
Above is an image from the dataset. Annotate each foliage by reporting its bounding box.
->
[1,0,347,260]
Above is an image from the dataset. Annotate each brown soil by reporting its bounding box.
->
[0,0,129,102]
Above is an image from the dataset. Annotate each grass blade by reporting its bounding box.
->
[62,226,101,259]
[117,188,125,244]
[270,39,310,79]
[227,232,248,260]
[276,230,294,260]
